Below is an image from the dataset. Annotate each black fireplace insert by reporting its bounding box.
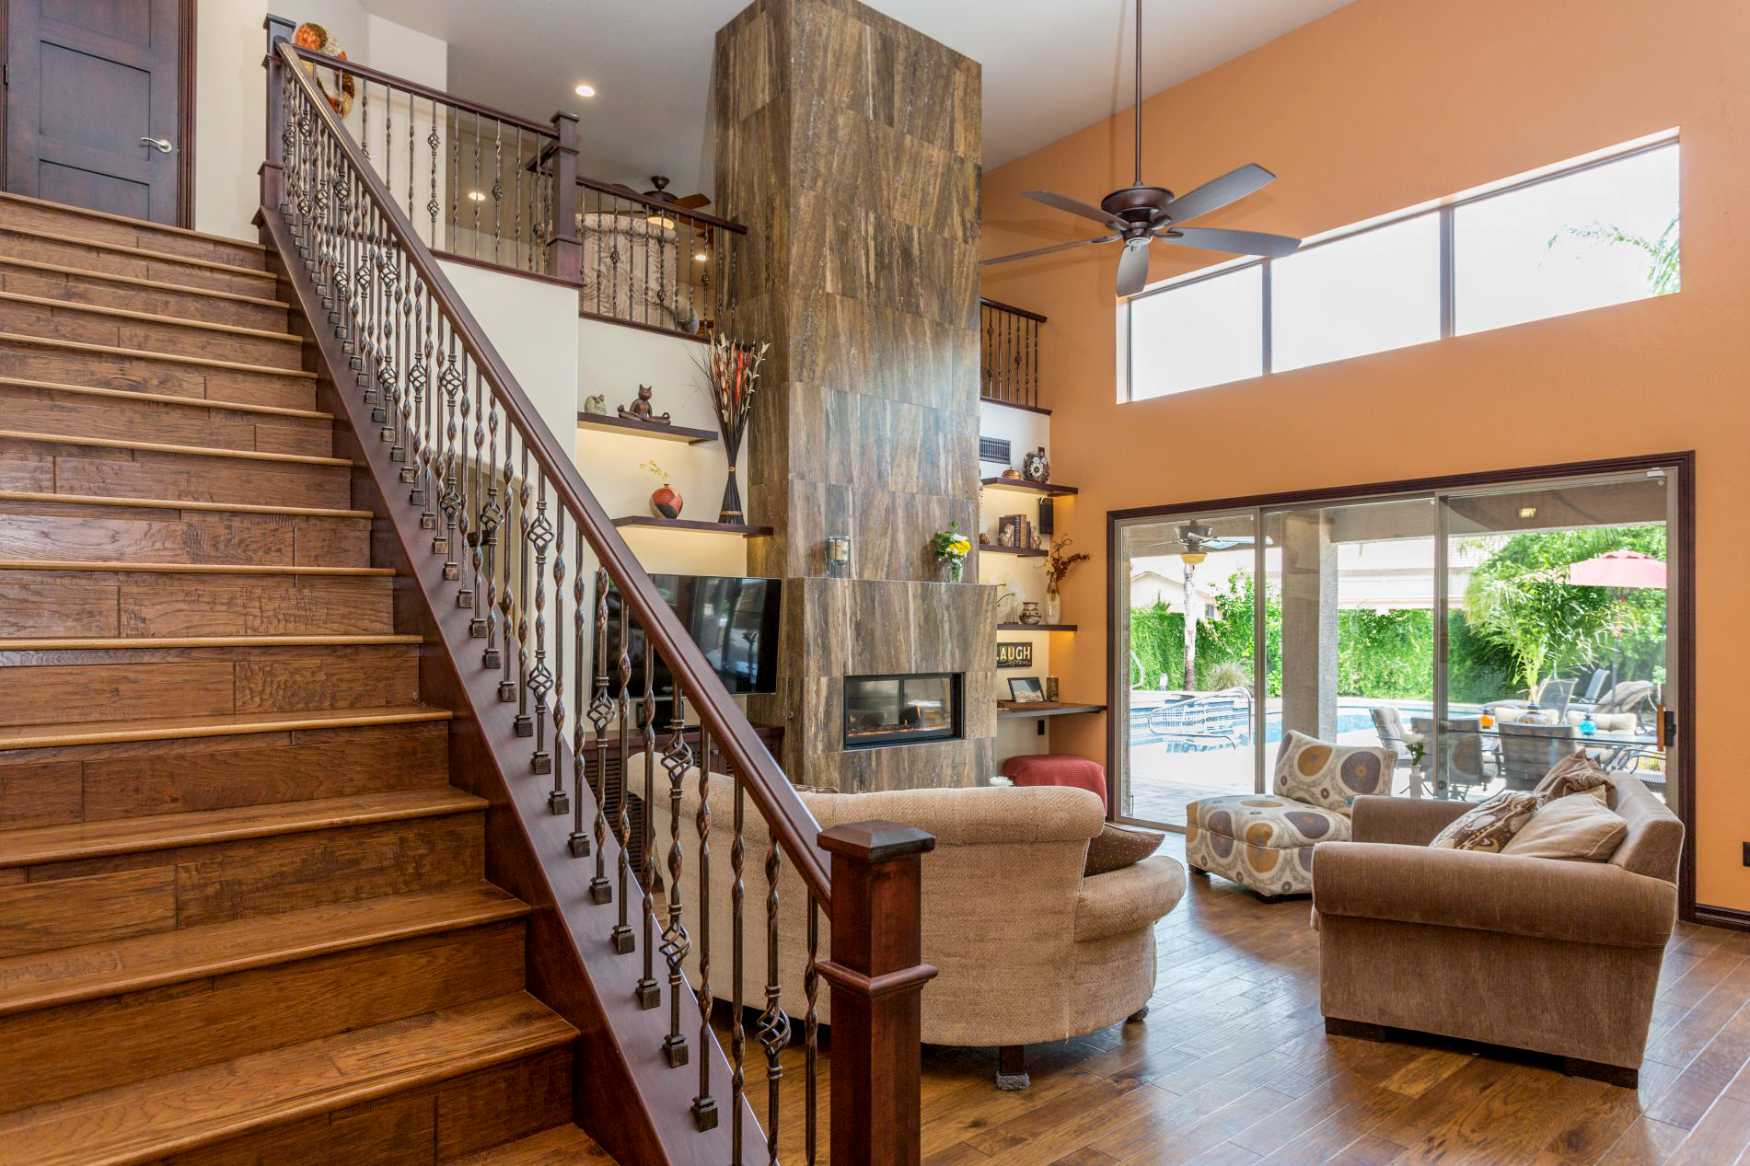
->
[843,672,963,749]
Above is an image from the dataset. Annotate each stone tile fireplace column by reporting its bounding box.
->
[713,0,995,791]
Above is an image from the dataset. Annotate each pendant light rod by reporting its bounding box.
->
[1133,0,1143,185]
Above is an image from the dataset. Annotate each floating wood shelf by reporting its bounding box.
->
[997,701,1106,720]
[612,516,772,537]
[577,413,718,444]
[997,623,1077,632]
[981,544,1047,558]
[980,477,1078,497]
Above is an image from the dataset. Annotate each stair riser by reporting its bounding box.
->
[0,260,287,330]
[0,383,331,455]
[0,200,268,270]
[0,722,450,829]
[0,644,420,727]
[0,438,350,509]
[0,299,302,371]
[119,1048,575,1166]
[0,337,315,411]
[0,570,392,638]
[0,508,368,568]
[0,920,527,1114]
[0,228,275,297]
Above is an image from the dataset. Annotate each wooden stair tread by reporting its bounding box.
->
[0,491,367,518]
[0,377,330,420]
[0,788,486,868]
[0,559,393,575]
[0,191,269,255]
[0,634,424,651]
[451,1126,617,1165]
[0,704,452,751]
[0,882,528,1017]
[0,225,276,282]
[0,429,349,466]
[0,333,314,377]
[0,291,302,343]
[0,992,577,1166]
[0,255,289,308]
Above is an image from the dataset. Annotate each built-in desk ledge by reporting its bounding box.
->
[996,622,1076,632]
[612,516,773,537]
[996,701,1106,720]
[981,544,1047,558]
[577,413,718,444]
[980,477,1078,497]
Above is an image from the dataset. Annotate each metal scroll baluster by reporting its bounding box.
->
[635,633,661,1009]
[478,396,501,660]
[731,775,746,1165]
[805,895,820,1166]
[498,424,517,700]
[416,293,435,527]
[395,256,416,475]
[359,76,368,164]
[460,367,481,612]
[757,838,790,1166]
[586,571,614,889]
[453,353,472,607]
[378,242,401,460]
[660,691,692,1066]
[550,507,568,812]
[513,127,522,270]
[492,119,503,264]
[514,449,532,735]
[428,97,441,247]
[528,476,555,781]
[610,599,635,955]
[472,111,482,257]
[569,531,590,859]
[406,84,415,224]
[692,726,718,1131]
[437,337,462,577]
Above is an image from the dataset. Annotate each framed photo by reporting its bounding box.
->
[1007,676,1045,703]
[996,641,1033,669]
[997,515,1020,547]
[1045,676,1060,702]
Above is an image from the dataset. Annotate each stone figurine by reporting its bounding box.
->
[618,384,670,425]
[582,393,607,415]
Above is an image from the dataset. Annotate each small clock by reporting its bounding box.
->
[1021,446,1050,483]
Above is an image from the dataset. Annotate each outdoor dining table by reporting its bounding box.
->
[1406,717,1664,793]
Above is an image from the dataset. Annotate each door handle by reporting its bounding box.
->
[140,136,173,154]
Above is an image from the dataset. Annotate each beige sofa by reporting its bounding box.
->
[1312,773,1682,1086]
[646,768,1185,1086]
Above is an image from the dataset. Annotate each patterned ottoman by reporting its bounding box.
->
[1185,731,1395,901]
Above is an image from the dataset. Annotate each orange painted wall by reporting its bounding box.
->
[980,0,1750,912]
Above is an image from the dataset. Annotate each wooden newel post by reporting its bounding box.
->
[260,15,295,212]
[547,112,581,283]
[819,820,937,1166]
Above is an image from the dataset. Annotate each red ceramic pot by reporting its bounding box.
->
[651,483,683,520]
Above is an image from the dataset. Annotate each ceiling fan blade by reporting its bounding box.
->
[673,193,711,210]
[1024,190,1128,231]
[1115,239,1152,298]
[1156,163,1276,223]
[1157,226,1301,259]
[983,234,1119,266]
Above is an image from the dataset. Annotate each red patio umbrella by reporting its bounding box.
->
[1566,549,1667,590]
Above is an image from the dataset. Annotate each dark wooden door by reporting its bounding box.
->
[4,0,184,223]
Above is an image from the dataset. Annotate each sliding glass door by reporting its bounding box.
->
[1113,463,1682,830]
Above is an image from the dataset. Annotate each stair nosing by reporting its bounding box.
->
[0,883,529,1018]
[0,291,302,343]
[0,490,369,518]
[0,789,488,869]
[0,333,316,378]
[0,635,423,651]
[0,254,290,308]
[0,705,453,752]
[0,376,331,420]
[0,560,393,575]
[0,223,276,281]
[0,191,269,254]
[0,429,348,466]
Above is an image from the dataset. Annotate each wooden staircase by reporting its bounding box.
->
[0,193,613,1165]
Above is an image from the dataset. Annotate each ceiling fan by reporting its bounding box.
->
[984,0,1301,297]
[1176,520,1254,562]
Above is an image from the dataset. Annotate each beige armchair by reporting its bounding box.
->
[647,767,1185,1087]
[1312,773,1682,1086]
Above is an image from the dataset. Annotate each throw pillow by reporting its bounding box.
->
[1428,790,1542,853]
[1085,822,1165,877]
[1501,792,1628,861]
[1272,731,1394,816]
[1535,750,1612,804]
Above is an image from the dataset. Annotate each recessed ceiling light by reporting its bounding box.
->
[467,190,488,202]
[574,83,596,98]
[693,251,709,263]
[1519,506,1538,519]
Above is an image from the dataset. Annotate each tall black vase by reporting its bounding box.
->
[717,415,748,523]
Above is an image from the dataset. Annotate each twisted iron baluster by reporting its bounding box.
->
[513,126,522,269]
[692,726,718,1131]
[413,290,434,525]
[498,423,516,697]
[610,597,635,954]
[550,507,568,811]
[492,119,504,264]
[805,895,820,1166]
[427,96,441,246]
[634,633,660,1009]
[569,530,590,858]
[731,775,746,1164]
[453,353,473,606]
[395,258,416,476]
[477,394,501,652]
[528,476,556,781]
[466,369,488,631]
[472,111,481,256]
[585,571,614,886]
[660,691,693,1066]
[436,337,462,575]
[758,838,790,1166]
[514,449,532,735]
[406,83,415,223]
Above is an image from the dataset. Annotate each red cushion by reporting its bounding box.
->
[1000,754,1108,813]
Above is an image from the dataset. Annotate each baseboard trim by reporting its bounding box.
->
[1693,904,1750,933]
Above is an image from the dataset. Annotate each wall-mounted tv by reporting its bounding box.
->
[604,574,782,719]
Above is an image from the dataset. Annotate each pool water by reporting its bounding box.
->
[1127,701,1437,750]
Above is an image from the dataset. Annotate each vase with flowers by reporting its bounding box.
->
[1042,536,1089,624]
[698,333,770,524]
[932,523,973,582]
[643,459,682,519]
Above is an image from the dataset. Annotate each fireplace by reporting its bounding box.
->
[844,673,964,750]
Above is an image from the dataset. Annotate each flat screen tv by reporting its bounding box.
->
[603,574,782,718]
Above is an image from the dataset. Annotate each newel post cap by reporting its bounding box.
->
[819,820,936,864]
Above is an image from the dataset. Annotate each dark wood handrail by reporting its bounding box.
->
[284,42,558,139]
[273,38,831,904]
[979,295,1047,323]
[576,176,749,236]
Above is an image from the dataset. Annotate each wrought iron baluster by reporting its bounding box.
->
[479,395,502,658]
[498,424,517,699]
[394,250,414,469]
[528,476,555,780]
[492,119,503,264]
[569,529,590,858]
[805,894,820,1166]
[472,110,482,256]
[453,352,473,606]
[550,506,568,810]
[437,335,462,575]
[513,126,522,270]
[586,570,614,885]
[731,774,746,1165]
[449,106,459,252]
[758,837,789,1166]
[427,96,440,247]
[610,599,635,954]
[515,448,532,735]
[406,84,415,224]
[660,690,692,1066]
[692,726,718,1131]
[635,633,659,1009]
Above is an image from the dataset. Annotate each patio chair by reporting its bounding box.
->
[1370,706,1417,770]
[1487,677,1577,722]
[1594,680,1656,723]
[1409,716,1492,800]
[1576,668,1610,706]
[1498,721,1577,790]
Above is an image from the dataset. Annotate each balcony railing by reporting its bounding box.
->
[980,296,1046,410]
[281,40,742,341]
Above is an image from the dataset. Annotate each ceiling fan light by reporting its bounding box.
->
[574,83,596,98]
[1181,551,1208,566]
